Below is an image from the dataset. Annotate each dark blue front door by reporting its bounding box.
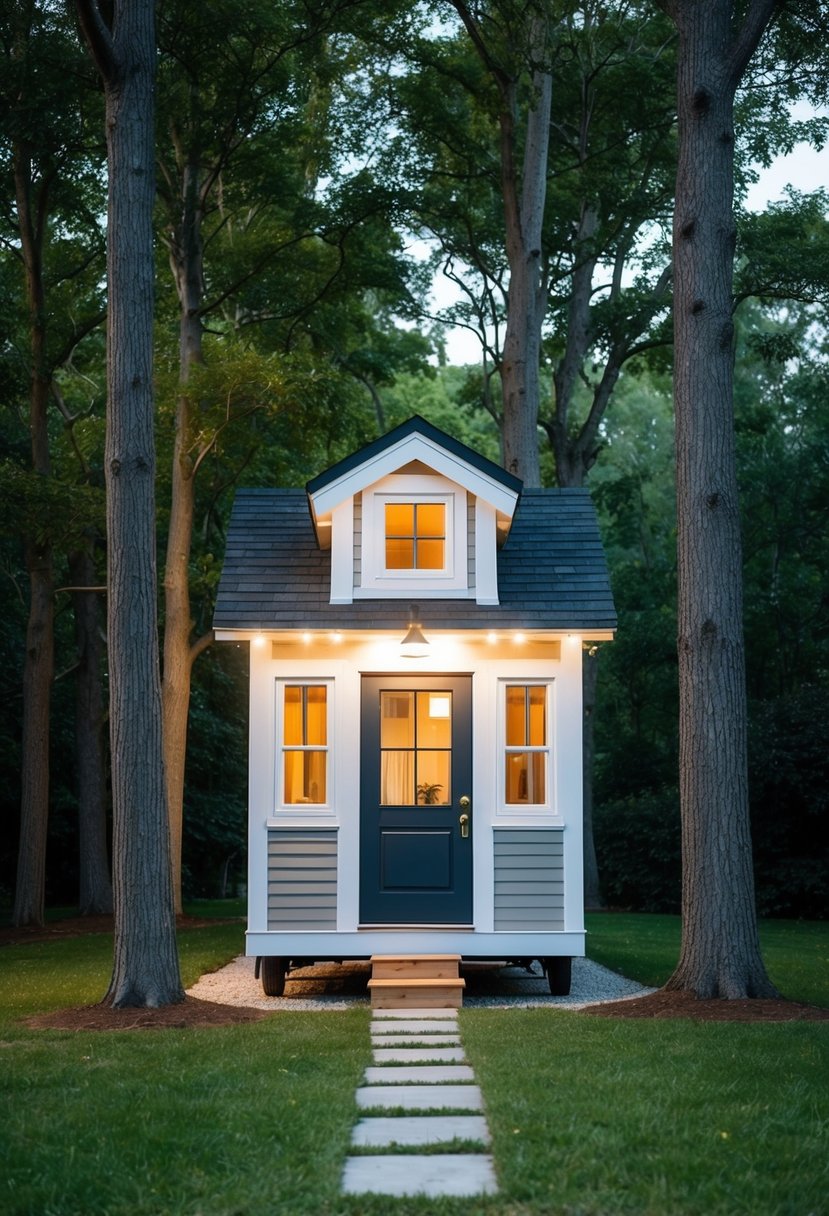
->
[359,674,473,925]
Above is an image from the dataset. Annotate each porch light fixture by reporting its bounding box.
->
[400,604,429,659]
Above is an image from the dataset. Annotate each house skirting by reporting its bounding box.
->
[246,930,585,958]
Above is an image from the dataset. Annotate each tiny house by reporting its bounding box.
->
[213,417,616,996]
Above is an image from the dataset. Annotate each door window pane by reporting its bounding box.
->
[416,751,450,804]
[381,692,414,747]
[381,688,452,805]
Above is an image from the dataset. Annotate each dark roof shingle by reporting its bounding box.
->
[213,487,616,633]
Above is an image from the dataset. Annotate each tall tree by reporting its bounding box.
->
[76,0,183,1006]
[3,1,107,924]
[658,0,778,998]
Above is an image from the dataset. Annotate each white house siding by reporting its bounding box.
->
[352,493,361,587]
[243,637,585,951]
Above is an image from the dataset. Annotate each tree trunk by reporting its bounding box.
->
[663,0,777,998]
[499,18,551,488]
[14,538,53,927]
[77,0,183,1006]
[12,137,53,929]
[69,546,112,916]
[162,160,206,915]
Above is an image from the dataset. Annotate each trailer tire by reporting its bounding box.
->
[544,957,572,996]
[261,956,287,997]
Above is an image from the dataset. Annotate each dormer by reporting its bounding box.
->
[306,417,522,606]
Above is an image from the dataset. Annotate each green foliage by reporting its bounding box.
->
[594,790,681,914]
[0,462,104,548]
[748,689,829,920]
[182,647,249,900]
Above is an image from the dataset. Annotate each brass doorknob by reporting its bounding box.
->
[459,795,470,809]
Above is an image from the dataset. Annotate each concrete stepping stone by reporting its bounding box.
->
[370,1032,461,1047]
[373,1008,457,1020]
[356,1084,483,1111]
[363,1064,474,1084]
[373,1046,465,1064]
[351,1114,490,1148]
[342,1153,497,1197]
[371,1019,459,1035]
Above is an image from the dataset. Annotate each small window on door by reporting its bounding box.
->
[380,689,452,805]
[504,684,550,806]
[385,502,446,570]
[280,683,328,805]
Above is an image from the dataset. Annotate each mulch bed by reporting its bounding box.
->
[7,914,828,1028]
[581,989,829,1022]
[25,997,270,1032]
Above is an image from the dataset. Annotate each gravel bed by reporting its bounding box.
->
[188,955,654,1011]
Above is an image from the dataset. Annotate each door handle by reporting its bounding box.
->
[459,796,470,809]
[459,813,470,838]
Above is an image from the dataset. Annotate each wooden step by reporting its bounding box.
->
[370,954,461,980]
[368,977,466,1010]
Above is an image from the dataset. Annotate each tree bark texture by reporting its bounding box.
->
[161,159,206,915]
[498,20,551,488]
[664,0,777,998]
[69,547,113,915]
[12,136,53,928]
[77,0,183,1006]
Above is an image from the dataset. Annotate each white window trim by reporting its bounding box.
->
[274,677,334,814]
[496,678,557,818]
[356,473,470,598]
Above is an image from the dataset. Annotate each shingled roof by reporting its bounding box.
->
[213,486,617,634]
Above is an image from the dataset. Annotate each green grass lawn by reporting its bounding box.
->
[586,912,829,1007]
[1,910,826,1215]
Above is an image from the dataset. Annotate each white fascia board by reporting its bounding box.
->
[309,434,519,520]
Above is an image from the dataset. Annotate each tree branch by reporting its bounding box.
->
[74,0,118,84]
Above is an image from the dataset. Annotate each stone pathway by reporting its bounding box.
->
[341,1007,497,1198]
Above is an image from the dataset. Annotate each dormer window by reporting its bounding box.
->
[357,477,467,597]
[385,502,446,571]
[305,416,521,605]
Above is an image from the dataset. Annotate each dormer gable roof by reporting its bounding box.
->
[306,415,522,548]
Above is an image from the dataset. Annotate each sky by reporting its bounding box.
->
[436,134,828,366]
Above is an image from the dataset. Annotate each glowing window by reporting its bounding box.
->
[281,684,327,804]
[385,502,445,570]
[504,684,548,805]
[379,689,452,806]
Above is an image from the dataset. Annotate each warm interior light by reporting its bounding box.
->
[428,693,451,719]
[400,604,429,659]
[331,631,343,644]
[514,632,526,644]
[253,633,266,648]
[302,632,312,644]
[487,631,497,644]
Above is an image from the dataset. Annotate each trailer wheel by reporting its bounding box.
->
[544,957,572,996]
[261,956,288,997]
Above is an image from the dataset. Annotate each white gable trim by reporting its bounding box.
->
[309,432,519,521]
